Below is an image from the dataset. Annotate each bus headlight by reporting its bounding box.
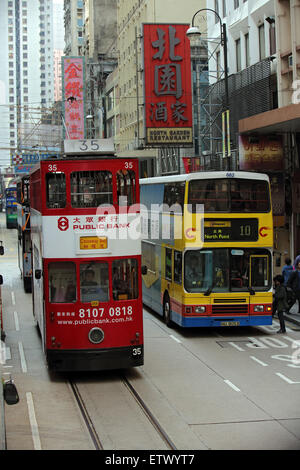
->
[254,305,264,312]
[88,327,104,344]
[195,306,206,313]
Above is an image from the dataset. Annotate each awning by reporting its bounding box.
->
[239,103,300,135]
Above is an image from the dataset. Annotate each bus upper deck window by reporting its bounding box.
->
[117,170,136,206]
[71,171,113,208]
[46,173,66,209]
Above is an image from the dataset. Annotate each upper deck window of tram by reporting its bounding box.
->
[117,169,136,206]
[188,178,270,213]
[46,173,66,209]
[71,171,113,208]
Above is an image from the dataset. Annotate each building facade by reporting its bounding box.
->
[0,0,55,168]
[64,0,84,56]
[238,0,300,265]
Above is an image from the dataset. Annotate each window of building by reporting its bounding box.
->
[236,38,241,72]
[258,24,266,60]
[269,22,276,55]
[222,0,226,17]
[245,33,250,67]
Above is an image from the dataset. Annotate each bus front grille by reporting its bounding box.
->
[212,304,249,315]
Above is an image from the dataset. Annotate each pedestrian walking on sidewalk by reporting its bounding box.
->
[282,257,293,286]
[287,260,300,313]
[273,275,287,334]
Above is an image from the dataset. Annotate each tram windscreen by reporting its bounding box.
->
[80,262,109,302]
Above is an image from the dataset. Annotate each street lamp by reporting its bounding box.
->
[186,8,230,170]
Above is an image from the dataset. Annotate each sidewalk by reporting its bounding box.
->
[283,303,300,328]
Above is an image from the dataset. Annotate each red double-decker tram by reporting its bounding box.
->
[30,140,144,371]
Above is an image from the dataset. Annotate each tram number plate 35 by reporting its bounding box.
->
[221,321,240,326]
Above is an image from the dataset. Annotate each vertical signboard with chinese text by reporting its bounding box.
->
[143,24,193,146]
[62,57,85,139]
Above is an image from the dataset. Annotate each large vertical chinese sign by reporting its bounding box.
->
[62,56,85,139]
[143,24,193,146]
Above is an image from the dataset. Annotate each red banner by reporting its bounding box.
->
[143,24,193,146]
[62,56,85,140]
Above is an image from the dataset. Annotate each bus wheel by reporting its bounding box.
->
[163,293,172,328]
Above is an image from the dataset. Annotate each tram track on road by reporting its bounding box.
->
[69,373,177,451]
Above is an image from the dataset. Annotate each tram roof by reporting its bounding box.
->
[139,171,269,185]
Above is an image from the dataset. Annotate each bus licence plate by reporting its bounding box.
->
[220,321,240,327]
[80,236,107,250]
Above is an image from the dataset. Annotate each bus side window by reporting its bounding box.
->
[165,248,172,281]
[174,251,182,284]
[46,173,66,209]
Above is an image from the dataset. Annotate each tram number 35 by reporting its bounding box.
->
[78,306,133,318]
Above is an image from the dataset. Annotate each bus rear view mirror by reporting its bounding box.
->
[141,265,147,275]
[0,242,4,255]
[3,380,19,405]
[35,269,42,280]
[0,275,3,285]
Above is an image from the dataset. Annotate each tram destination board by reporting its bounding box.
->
[204,218,258,242]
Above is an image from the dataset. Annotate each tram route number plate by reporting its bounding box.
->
[80,236,107,250]
[220,321,240,326]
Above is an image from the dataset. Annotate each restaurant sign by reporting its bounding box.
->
[143,24,193,146]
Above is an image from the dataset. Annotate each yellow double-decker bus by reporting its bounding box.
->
[140,171,273,328]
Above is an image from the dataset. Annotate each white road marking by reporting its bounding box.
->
[170,334,182,344]
[11,291,15,305]
[18,341,27,373]
[276,373,300,385]
[250,356,268,367]
[229,342,245,351]
[26,392,42,450]
[224,380,241,392]
[14,311,20,331]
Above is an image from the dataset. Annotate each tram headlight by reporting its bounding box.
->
[88,327,104,344]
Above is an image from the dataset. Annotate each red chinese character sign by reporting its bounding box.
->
[62,56,85,139]
[143,24,193,146]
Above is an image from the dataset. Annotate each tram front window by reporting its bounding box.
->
[112,258,138,300]
[49,262,76,303]
[184,249,271,293]
[80,262,109,303]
